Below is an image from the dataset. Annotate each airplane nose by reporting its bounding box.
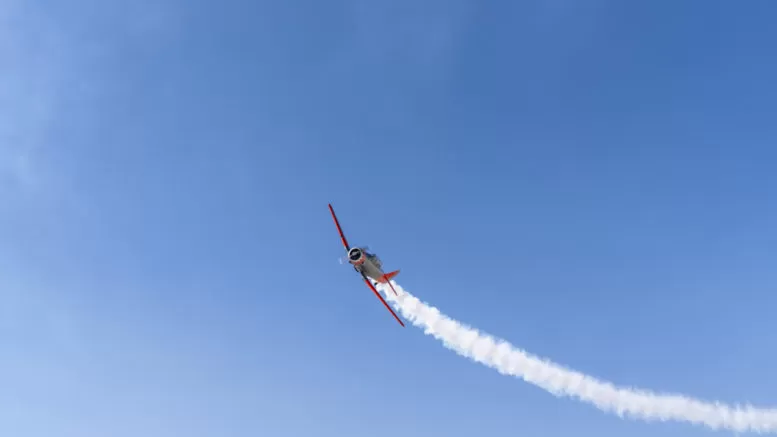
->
[348,247,363,261]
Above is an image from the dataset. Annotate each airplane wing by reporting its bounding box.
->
[361,272,405,327]
[329,203,403,327]
[328,203,350,250]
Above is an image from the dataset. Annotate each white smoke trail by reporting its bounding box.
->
[375,281,777,434]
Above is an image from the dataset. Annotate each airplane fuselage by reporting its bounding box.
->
[348,246,384,283]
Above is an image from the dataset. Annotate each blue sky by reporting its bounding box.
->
[2,1,777,436]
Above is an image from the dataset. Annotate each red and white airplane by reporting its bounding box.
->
[328,203,404,327]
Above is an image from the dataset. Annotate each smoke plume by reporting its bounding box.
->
[375,281,777,434]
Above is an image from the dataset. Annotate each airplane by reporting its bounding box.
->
[328,203,405,327]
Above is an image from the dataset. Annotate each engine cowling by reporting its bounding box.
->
[348,247,365,265]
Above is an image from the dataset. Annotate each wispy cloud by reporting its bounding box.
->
[0,0,183,209]
[0,1,74,196]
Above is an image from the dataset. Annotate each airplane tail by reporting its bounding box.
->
[377,270,400,295]
[377,270,400,283]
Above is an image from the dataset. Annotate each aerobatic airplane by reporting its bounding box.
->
[328,203,405,327]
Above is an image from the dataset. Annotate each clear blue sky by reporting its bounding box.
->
[2,1,776,436]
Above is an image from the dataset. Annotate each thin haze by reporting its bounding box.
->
[1,1,776,437]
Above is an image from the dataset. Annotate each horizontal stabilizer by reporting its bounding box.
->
[377,270,400,283]
[377,270,400,295]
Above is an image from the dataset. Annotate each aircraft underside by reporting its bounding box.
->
[355,261,384,284]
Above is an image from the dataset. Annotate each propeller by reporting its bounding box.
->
[337,246,370,264]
